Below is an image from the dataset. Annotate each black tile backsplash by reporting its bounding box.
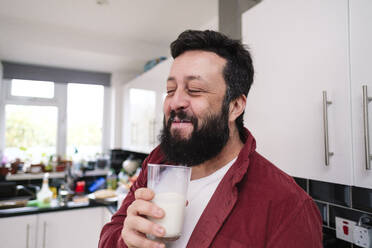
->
[323,227,351,248]
[352,186,372,213]
[315,201,328,226]
[293,177,372,247]
[309,180,351,207]
[293,177,307,192]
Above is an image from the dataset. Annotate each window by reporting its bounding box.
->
[0,79,110,164]
[5,105,57,163]
[11,79,54,98]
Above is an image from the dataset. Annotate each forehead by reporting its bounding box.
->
[169,50,227,81]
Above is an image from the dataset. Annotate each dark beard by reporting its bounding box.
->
[159,102,230,167]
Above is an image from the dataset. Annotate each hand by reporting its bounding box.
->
[122,188,166,248]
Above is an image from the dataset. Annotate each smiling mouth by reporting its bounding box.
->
[171,117,192,124]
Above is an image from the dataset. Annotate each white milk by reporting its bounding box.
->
[151,192,186,238]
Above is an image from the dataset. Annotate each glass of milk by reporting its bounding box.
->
[147,164,191,241]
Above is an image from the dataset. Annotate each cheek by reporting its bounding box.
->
[191,101,213,122]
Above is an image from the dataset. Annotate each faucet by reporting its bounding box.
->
[16,185,40,199]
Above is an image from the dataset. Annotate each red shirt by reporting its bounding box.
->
[99,129,323,247]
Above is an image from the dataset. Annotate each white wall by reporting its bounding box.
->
[200,16,219,31]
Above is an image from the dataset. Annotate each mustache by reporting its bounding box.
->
[169,110,194,123]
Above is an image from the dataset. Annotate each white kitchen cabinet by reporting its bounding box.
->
[36,207,102,248]
[102,207,112,225]
[242,0,353,185]
[350,0,372,188]
[0,207,108,248]
[0,214,38,248]
[127,88,156,152]
[123,59,172,153]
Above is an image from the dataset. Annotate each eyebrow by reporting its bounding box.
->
[167,75,206,83]
[185,75,205,82]
[167,76,176,82]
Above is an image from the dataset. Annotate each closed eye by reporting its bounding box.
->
[188,90,201,93]
[188,88,206,95]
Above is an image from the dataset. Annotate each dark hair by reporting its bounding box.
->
[170,30,254,142]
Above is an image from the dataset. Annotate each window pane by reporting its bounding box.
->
[67,83,104,160]
[4,105,57,163]
[11,79,54,98]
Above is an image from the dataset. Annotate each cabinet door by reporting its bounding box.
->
[242,0,353,184]
[0,215,37,248]
[37,208,103,248]
[128,88,157,152]
[350,0,372,188]
[123,59,171,153]
[102,207,113,226]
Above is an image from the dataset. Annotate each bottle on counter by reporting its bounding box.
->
[106,169,117,190]
[58,184,69,207]
[37,173,53,208]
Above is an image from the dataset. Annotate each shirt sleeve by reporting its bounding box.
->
[98,157,149,248]
[266,198,323,248]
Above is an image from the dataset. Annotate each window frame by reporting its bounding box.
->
[0,79,111,161]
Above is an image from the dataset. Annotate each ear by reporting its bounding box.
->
[229,95,247,122]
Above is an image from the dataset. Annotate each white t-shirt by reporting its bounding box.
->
[167,158,237,248]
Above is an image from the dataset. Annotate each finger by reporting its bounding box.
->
[126,215,165,237]
[135,188,155,201]
[127,199,164,219]
[123,228,165,248]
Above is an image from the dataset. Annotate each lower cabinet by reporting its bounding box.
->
[37,207,103,248]
[0,207,110,248]
[0,214,37,248]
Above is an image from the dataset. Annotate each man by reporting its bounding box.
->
[99,30,322,248]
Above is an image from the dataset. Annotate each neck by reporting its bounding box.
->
[191,127,244,180]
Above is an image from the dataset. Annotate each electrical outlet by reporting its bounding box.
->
[353,225,372,248]
[336,217,356,243]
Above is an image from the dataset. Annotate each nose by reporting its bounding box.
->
[168,89,189,111]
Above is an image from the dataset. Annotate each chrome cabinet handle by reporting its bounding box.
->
[363,85,372,170]
[148,120,156,146]
[153,120,156,145]
[42,221,46,248]
[26,224,30,248]
[151,120,156,145]
[148,121,152,146]
[323,91,334,165]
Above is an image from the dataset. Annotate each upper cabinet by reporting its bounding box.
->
[242,0,354,185]
[350,0,372,188]
[123,59,172,154]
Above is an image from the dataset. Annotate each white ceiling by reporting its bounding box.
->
[0,0,218,76]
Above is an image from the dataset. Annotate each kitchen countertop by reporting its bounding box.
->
[0,199,117,218]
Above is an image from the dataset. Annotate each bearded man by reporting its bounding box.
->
[99,30,322,248]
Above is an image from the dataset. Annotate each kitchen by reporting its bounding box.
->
[0,0,371,247]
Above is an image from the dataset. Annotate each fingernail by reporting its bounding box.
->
[154,243,165,248]
[156,226,165,236]
[155,209,163,217]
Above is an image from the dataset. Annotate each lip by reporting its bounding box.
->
[170,118,193,130]
[171,122,192,126]
[171,116,192,123]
